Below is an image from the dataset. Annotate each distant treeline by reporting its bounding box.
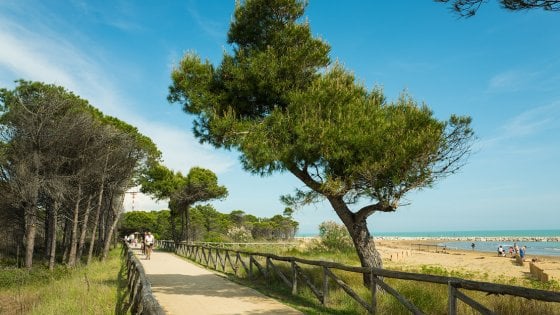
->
[120,206,298,242]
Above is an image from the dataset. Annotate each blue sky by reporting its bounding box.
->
[1,1,559,234]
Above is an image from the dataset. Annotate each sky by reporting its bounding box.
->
[1,1,559,235]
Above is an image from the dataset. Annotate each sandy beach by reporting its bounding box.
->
[376,239,560,283]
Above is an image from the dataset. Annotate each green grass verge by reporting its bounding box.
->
[0,248,129,315]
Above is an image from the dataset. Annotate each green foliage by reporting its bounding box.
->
[177,167,228,205]
[169,1,474,277]
[227,226,254,242]
[318,221,354,252]
[120,210,173,240]
[137,163,228,242]
[138,163,182,201]
[169,0,330,148]
[124,206,299,243]
[0,80,161,267]
[169,0,473,206]
[189,204,231,240]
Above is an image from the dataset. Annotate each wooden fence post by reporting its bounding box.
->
[291,261,298,295]
[266,257,271,284]
[370,269,377,315]
[249,255,254,279]
[322,266,329,306]
[448,281,457,315]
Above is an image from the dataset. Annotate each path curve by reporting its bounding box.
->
[137,249,302,315]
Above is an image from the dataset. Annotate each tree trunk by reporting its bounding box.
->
[87,156,108,264]
[349,217,383,286]
[170,208,178,242]
[99,209,106,250]
[185,206,190,243]
[67,184,82,267]
[101,203,122,261]
[24,206,38,268]
[87,193,103,265]
[328,196,382,287]
[61,218,71,263]
[77,196,93,261]
[180,208,186,242]
[44,205,51,260]
[48,201,59,270]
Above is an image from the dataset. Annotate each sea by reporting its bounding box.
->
[296,229,560,257]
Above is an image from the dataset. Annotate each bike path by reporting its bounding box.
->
[137,249,303,315]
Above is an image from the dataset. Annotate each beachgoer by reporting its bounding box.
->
[498,245,504,256]
[519,246,526,260]
[508,246,513,257]
[471,243,475,251]
[514,243,519,255]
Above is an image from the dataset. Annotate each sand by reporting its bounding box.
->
[376,239,560,283]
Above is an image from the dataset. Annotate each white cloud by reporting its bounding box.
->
[502,102,560,137]
[186,0,226,42]
[488,70,523,90]
[135,119,235,174]
[487,65,557,94]
[478,101,560,150]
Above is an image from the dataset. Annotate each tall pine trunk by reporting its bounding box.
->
[185,207,190,243]
[77,196,92,261]
[101,201,122,261]
[61,218,71,263]
[48,201,60,270]
[87,188,103,265]
[23,205,38,268]
[44,206,51,260]
[67,184,82,267]
[180,208,186,242]
[88,155,108,264]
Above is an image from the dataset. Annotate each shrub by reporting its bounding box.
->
[318,221,354,252]
[227,226,254,242]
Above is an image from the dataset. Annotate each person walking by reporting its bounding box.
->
[144,231,155,260]
[141,232,147,254]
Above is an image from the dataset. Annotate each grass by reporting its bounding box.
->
[177,243,560,315]
[0,248,128,315]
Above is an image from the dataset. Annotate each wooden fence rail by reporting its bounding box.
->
[157,240,560,315]
[122,243,165,315]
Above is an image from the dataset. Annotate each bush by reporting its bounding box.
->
[318,221,354,252]
[227,226,253,242]
[203,231,230,242]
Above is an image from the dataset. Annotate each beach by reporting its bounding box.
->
[376,239,560,283]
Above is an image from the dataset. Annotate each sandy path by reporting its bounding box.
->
[137,249,302,315]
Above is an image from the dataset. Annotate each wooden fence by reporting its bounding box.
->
[157,240,560,315]
[196,241,298,248]
[411,243,447,253]
[122,243,165,315]
[530,262,550,282]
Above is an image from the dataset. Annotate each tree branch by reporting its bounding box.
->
[286,163,324,194]
[355,202,396,223]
